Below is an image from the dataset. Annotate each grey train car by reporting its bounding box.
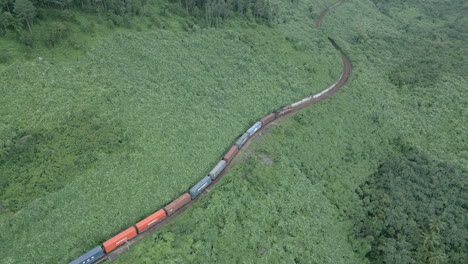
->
[246,121,262,136]
[209,160,227,180]
[189,176,212,198]
[235,133,250,148]
[69,246,104,264]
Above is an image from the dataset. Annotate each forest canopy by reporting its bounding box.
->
[356,152,467,263]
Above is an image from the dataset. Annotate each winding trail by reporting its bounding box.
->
[95,1,351,262]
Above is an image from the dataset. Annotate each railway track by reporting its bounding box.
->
[93,1,351,262]
[316,0,347,28]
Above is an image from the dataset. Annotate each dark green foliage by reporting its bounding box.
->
[13,0,36,33]
[0,11,21,34]
[0,0,13,13]
[368,0,468,89]
[18,29,34,45]
[356,152,468,263]
[1,0,280,51]
[78,20,95,33]
[0,108,127,212]
[171,0,280,26]
[1,0,154,46]
[43,21,70,46]
[0,47,11,62]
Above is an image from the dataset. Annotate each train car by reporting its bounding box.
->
[135,209,167,233]
[223,145,239,164]
[68,246,104,264]
[235,133,250,148]
[164,193,191,216]
[208,160,227,180]
[278,105,292,116]
[260,113,276,125]
[291,97,312,108]
[246,121,262,136]
[189,176,212,198]
[102,227,137,253]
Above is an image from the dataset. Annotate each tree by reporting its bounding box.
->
[44,22,69,47]
[357,152,468,263]
[429,217,446,234]
[13,0,35,34]
[0,11,21,33]
[0,0,13,13]
[52,0,72,10]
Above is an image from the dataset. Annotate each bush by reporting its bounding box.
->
[66,35,83,49]
[79,21,96,34]
[43,22,70,47]
[18,32,35,47]
[0,48,11,63]
[107,11,124,26]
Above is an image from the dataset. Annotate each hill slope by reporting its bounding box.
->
[0,1,342,263]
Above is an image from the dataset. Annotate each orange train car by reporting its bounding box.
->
[136,209,167,233]
[164,193,191,216]
[102,227,137,253]
[223,145,239,164]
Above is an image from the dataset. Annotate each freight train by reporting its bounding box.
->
[68,68,348,264]
[69,3,350,262]
[68,104,296,264]
[68,65,347,264]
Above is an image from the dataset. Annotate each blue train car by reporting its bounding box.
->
[69,246,104,264]
[246,121,262,136]
[189,176,212,198]
[235,133,250,148]
[208,160,227,180]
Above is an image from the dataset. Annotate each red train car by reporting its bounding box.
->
[102,227,137,253]
[164,193,191,215]
[136,209,167,233]
[223,145,239,164]
[260,113,276,125]
[278,105,292,116]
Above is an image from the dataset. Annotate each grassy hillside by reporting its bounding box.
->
[1,0,465,263]
[0,1,343,263]
[114,0,467,263]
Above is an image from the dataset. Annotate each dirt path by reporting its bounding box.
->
[96,1,352,262]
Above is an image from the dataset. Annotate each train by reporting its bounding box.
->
[68,65,354,262]
[67,104,298,264]
[68,69,349,264]
[68,6,350,263]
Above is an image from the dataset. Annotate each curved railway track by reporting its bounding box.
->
[94,1,351,262]
[316,0,347,28]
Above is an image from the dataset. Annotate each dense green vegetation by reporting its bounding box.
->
[357,151,467,263]
[114,0,467,263]
[0,0,466,263]
[0,0,342,262]
[0,109,126,211]
[0,0,284,64]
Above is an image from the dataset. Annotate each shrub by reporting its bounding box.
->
[43,22,70,47]
[0,48,11,63]
[18,31,35,46]
[79,21,95,34]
